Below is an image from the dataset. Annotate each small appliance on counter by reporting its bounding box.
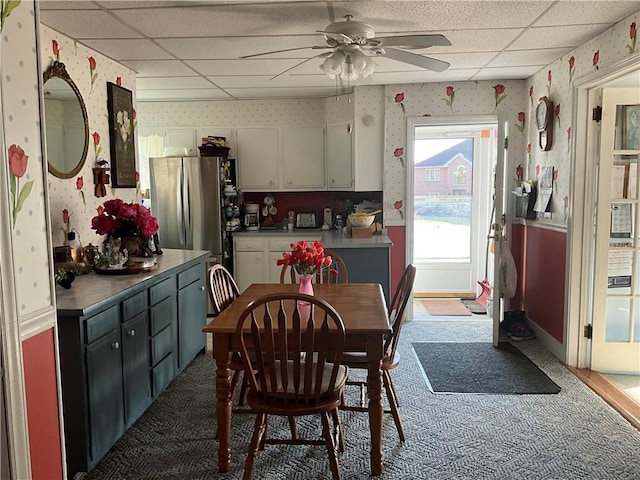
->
[244,202,260,231]
[295,212,318,229]
[322,208,333,230]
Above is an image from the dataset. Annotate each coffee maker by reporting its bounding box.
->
[244,203,260,231]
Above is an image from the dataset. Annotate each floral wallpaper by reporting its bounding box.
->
[40,25,138,249]
[525,11,639,228]
[2,0,53,314]
[383,80,527,225]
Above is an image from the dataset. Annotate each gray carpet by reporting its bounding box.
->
[84,320,640,480]
[413,342,561,394]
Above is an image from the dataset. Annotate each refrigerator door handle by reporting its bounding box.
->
[176,165,185,246]
[183,170,191,248]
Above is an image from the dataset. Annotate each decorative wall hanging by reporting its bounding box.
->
[106,82,136,187]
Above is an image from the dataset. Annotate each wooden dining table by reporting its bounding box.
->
[203,282,391,476]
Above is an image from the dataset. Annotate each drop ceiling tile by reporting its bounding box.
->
[535,1,640,27]
[136,76,215,90]
[225,86,340,99]
[330,1,553,32]
[472,65,542,80]
[510,25,612,50]
[209,74,338,88]
[82,39,174,61]
[136,88,234,101]
[39,10,142,38]
[157,37,325,60]
[110,4,332,38]
[488,48,571,68]
[371,69,478,84]
[121,60,197,76]
[187,59,307,76]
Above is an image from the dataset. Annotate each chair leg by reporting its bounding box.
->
[259,415,269,450]
[331,408,344,453]
[238,373,250,406]
[383,370,405,442]
[386,369,401,408]
[243,413,266,480]
[321,412,342,480]
[288,416,298,440]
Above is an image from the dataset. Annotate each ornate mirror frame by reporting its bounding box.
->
[43,61,89,179]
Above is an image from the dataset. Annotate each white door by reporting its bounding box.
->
[408,120,496,296]
[591,87,640,373]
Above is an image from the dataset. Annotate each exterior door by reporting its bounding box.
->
[591,87,640,373]
[409,121,496,296]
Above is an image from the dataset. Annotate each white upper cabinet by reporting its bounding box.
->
[282,126,325,190]
[164,128,197,156]
[237,127,280,190]
[325,123,353,190]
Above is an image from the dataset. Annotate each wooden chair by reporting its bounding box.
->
[206,264,248,408]
[339,263,416,442]
[236,293,348,480]
[279,248,349,284]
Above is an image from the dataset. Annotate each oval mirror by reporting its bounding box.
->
[43,61,89,179]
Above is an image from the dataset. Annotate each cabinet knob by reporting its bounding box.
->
[127,330,136,337]
[269,180,275,185]
[200,285,205,291]
[112,342,120,350]
[331,178,335,184]
[286,179,292,184]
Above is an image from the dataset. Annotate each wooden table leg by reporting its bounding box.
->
[213,335,232,472]
[366,335,384,476]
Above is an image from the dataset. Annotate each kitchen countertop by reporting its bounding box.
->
[233,228,392,248]
[55,249,210,316]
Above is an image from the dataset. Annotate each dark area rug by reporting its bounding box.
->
[413,342,561,394]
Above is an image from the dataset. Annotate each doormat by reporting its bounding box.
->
[461,298,487,314]
[421,299,472,316]
[412,342,561,394]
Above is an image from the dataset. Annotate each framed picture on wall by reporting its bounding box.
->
[621,104,640,150]
[107,82,136,187]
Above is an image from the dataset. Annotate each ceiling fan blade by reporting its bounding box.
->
[379,47,450,72]
[369,34,451,50]
[270,52,332,80]
[240,46,330,59]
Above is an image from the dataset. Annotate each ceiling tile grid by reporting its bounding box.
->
[38,0,640,101]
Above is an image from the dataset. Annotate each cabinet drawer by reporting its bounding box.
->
[234,238,264,251]
[152,352,176,396]
[122,291,146,320]
[178,263,203,289]
[150,296,176,336]
[151,325,174,365]
[85,305,119,344]
[150,276,176,305]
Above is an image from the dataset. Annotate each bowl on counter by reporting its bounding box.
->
[348,213,375,228]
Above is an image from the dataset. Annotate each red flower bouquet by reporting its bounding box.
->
[91,199,158,256]
[276,240,335,276]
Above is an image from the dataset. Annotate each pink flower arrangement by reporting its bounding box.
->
[91,199,159,239]
[276,240,335,276]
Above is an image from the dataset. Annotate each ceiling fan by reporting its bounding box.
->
[240,15,451,81]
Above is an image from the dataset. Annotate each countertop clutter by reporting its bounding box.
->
[232,228,392,248]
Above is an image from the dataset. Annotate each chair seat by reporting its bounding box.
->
[342,350,400,368]
[257,360,347,399]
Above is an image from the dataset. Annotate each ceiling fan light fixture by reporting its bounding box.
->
[320,52,344,77]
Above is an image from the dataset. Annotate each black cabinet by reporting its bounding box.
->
[332,247,391,304]
[86,328,124,463]
[57,255,207,478]
[177,264,207,369]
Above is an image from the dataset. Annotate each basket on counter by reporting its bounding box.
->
[198,145,230,158]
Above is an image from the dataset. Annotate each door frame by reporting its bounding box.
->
[567,52,640,368]
[406,115,501,344]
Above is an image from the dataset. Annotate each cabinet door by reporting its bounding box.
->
[122,313,151,427]
[282,126,325,189]
[326,123,353,190]
[178,278,207,369]
[237,127,280,190]
[164,128,197,156]
[86,329,124,462]
[234,250,266,293]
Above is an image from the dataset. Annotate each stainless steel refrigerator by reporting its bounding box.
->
[149,156,232,270]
